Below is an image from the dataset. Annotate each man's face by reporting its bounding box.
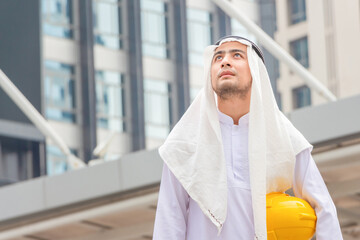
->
[210,41,252,100]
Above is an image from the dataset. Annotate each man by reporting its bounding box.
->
[153,36,343,239]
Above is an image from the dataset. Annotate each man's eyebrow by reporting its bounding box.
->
[213,50,225,57]
[213,49,247,57]
[229,49,246,55]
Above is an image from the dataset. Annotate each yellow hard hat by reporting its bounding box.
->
[266,192,317,240]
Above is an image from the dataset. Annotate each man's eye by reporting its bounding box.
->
[215,55,222,61]
[234,53,241,58]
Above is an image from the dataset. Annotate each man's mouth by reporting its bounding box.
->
[219,70,235,78]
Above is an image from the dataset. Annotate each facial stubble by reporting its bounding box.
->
[213,77,252,100]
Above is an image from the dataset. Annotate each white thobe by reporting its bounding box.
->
[153,111,343,239]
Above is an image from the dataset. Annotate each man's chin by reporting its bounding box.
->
[213,83,251,100]
[216,81,238,90]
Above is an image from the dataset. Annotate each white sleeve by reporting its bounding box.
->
[153,163,189,240]
[293,149,343,240]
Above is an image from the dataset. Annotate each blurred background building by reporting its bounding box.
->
[0,0,359,239]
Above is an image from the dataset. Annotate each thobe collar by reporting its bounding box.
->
[218,110,250,127]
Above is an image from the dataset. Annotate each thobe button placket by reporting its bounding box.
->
[231,119,250,188]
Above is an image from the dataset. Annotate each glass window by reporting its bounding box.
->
[46,144,77,176]
[141,0,169,59]
[44,60,76,123]
[187,8,213,66]
[288,0,306,25]
[0,137,32,185]
[46,145,67,176]
[42,0,74,38]
[93,0,123,49]
[95,71,125,131]
[144,79,171,139]
[293,85,311,109]
[290,36,309,68]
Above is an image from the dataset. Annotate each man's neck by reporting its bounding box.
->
[217,96,250,125]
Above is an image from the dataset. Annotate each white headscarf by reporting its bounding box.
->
[159,37,311,239]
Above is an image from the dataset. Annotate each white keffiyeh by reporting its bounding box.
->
[159,37,311,239]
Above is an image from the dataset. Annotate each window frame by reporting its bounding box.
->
[292,85,311,109]
[140,0,170,59]
[93,0,124,49]
[43,60,77,123]
[288,0,307,25]
[187,8,214,66]
[42,0,75,38]
[290,36,309,68]
[143,78,172,139]
[95,70,126,132]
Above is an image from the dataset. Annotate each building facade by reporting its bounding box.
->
[274,0,360,112]
[0,0,260,181]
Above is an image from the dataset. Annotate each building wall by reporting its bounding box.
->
[332,0,360,98]
[259,0,280,105]
[275,0,360,113]
[0,0,46,182]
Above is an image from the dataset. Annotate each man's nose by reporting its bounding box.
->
[221,55,231,68]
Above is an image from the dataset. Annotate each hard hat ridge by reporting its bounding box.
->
[266,192,317,240]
